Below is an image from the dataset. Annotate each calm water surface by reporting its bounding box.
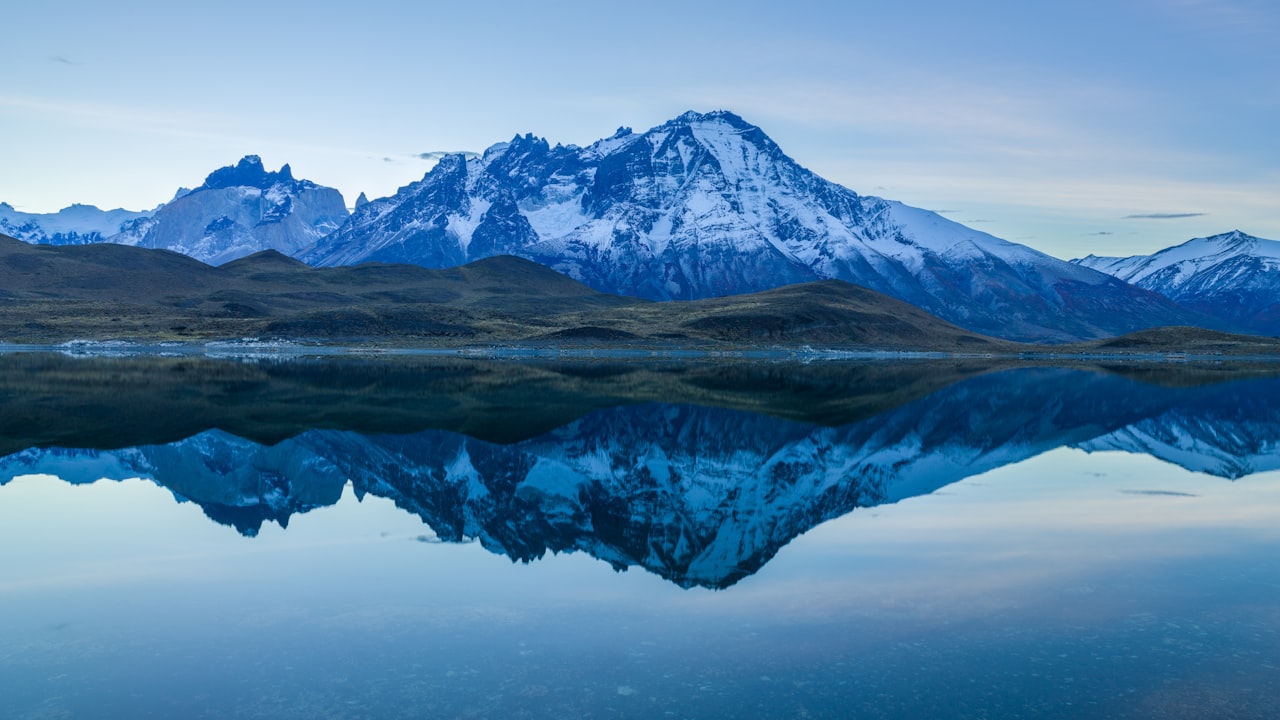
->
[0,355,1277,719]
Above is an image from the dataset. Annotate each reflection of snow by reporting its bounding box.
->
[3,367,1278,588]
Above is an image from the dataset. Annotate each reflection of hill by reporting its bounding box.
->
[6,366,1280,588]
[0,353,1004,453]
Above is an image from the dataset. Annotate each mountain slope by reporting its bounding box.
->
[302,110,1207,342]
[1073,230,1280,335]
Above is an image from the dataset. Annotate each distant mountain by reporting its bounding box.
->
[5,367,1276,588]
[4,157,348,265]
[0,201,154,245]
[1073,230,1280,335]
[116,156,349,264]
[302,110,1205,342]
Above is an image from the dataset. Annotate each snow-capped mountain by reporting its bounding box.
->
[118,156,349,265]
[302,111,1201,342]
[4,157,349,265]
[1073,230,1280,335]
[6,366,1266,588]
[0,202,154,245]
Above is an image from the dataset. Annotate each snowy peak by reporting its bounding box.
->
[302,110,1202,341]
[1074,230,1280,286]
[5,156,347,264]
[1072,230,1280,334]
[110,156,349,265]
[197,155,302,193]
[665,109,759,133]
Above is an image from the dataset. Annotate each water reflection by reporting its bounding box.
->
[4,358,1280,588]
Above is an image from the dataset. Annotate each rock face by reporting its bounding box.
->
[119,156,349,265]
[1073,230,1280,335]
[301,111,1203,342]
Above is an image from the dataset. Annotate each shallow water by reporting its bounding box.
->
[1,356,1277,718]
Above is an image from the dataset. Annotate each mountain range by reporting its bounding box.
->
[4,364,1278,588]
[1073,230,1280,336]
[300,112,1207,342]
[6,156,346,265]
[7,112,1276,343]
[0,201,154,245]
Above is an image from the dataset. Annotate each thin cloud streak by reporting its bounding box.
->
[0,94,425,165]
[1124,212,1209,219]
[1158,0,1279,35]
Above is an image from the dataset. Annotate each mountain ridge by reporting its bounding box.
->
[4,156,349,265]
[1073,230,1280,335]
[300,110,1210,342]
[4,113,1269,342]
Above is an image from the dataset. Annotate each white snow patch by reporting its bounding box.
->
[448,197,493,255]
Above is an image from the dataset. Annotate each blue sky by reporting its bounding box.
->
[2,0,1276,259]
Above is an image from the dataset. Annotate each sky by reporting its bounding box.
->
[2,0,1277,260]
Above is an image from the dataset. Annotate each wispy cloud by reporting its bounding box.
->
[1123,212,1208,219]
[417,150,479,161]
[1159,0,1278,35]
[48,54,83,66]
[0,93,418,164]
[1089,231,1115,236]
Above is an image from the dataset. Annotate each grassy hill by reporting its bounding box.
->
[0,234,1011,351]
[5,234,1279,355]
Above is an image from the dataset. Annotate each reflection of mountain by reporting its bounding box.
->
[1073,378,1280,479]
[3,367,1280,588]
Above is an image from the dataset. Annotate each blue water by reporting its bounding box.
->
[1,359,1278,718]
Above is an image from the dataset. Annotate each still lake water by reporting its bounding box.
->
[0,354,1278,719]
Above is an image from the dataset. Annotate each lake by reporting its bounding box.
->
[1,353,1277,719]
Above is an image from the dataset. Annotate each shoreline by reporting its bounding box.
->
[3,338,1278,364]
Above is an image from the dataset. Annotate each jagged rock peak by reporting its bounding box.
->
[354,192,369,210]
[505,132,552,154]
[670,109,752,126]
[198,155,300,192]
